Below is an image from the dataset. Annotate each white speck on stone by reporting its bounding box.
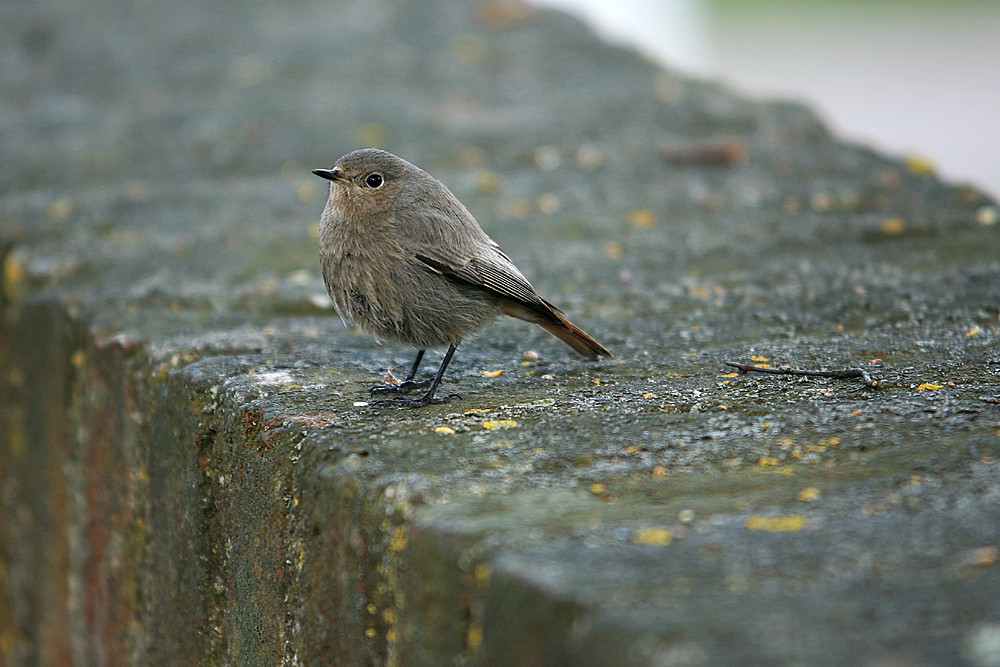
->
[965,623,1000,667]
[310,293,334,308]
[534,145,561,171]
[254,371,297,386]
[287,268,314,285]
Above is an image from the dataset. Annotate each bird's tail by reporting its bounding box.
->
[503,302,611,359]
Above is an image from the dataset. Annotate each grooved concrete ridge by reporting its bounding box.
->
[2,0,999,665]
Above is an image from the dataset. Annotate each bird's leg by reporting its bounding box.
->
[370,349,432,396]
[398,349,433,390]
[372,344,461,408]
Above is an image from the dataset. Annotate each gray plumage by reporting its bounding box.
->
[314,148,610,405]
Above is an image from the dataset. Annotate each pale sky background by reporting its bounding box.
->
[536,0,1000,199]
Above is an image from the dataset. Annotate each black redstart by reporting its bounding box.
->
[314,148,611,407]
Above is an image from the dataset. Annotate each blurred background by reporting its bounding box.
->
[536,0,1000,198]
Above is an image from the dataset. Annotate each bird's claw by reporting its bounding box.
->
[371,392,461,408]
[370,379,432,397]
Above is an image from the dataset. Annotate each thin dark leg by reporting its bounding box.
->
[370,349,432,396]
[372,344,462,408]
[403,349,425,382]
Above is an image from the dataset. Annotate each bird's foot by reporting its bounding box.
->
[371,392,462,409]
[370,379,432,397]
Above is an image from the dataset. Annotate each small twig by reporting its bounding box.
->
[726,361,880,388]
[659,140,749,166]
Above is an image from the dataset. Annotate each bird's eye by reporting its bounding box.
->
[365,173,384,188]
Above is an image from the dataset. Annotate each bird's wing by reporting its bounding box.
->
[397,204,611,358]
[395,206,557,313]
[415,244,554,310]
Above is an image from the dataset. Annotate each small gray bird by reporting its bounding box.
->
[314,148,611,407]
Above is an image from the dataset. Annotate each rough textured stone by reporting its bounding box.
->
[2,0,999,665]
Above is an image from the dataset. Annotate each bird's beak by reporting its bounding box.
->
[312,168,350,184]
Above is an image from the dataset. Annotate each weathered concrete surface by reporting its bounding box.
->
[2,0,999,665]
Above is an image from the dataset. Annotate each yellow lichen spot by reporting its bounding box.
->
[820,437,840,447]
[804,445,827,453]
[296,543,306,571]
[593,379,602,385]
[6,409,26,459]
[589,483,606,495]
[496,441,512,448]
[625,445,641,455]
[482,419,517,431]
[466,622,484,652]
[652,465,668,477]
[628,208,656,229]
[382,608,397,625]
[915,383,943,391]
[71,349,86,368]
[689,285,711,300]
[757,456,781,467]
[904,154,936,176]
[385,628,397,643]
[366,603,377,615]
[642,392,658,399]
[3,252,26,302]
[880,217,906,235]
[603,241,624,260]
[721,372,739,378]
[388,526,408,552]
[750,356,769,363]
[465,408,491,414]
[364,627,377,639]
[966,325,981,338]
[474,563,492,585]
[47,196,75,222]
[745,514,808,532]
[482,369,503,378]
[631,526,673,546]
[797,487,822,502]
[434,426,456,435]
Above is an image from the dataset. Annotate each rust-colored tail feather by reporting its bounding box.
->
[537,315,612,358]
[503,302,611,358]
